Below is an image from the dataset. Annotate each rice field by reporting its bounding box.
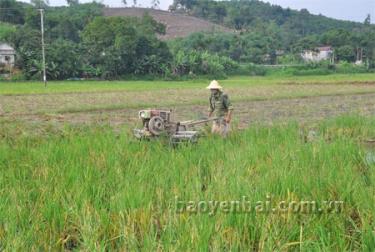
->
[0,74,375,250]
[1,74,375,127]
[0,116,374,250]
[1,74,375,95]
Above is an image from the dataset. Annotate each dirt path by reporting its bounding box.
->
[3,93,375,129]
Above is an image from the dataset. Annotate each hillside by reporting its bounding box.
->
[170,0,366,35]
[103,8,233,40]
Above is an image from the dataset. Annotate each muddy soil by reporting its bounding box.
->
[2,93,375,130]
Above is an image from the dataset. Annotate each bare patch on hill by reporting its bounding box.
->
[103,7,233,40]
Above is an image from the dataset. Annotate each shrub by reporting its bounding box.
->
[232,63,267,76]
[335,62,368,74]
[10,71,26,81]
[171,50,237,78]
[293,68,331,76]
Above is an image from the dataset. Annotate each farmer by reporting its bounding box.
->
[207,80,233,137]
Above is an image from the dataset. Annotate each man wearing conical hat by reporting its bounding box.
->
[207,80,233,137]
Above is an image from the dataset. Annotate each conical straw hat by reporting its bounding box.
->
[206,80,223,89]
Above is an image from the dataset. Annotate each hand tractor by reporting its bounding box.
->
[133,109,217,145]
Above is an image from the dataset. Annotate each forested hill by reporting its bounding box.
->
[170,0,368,35]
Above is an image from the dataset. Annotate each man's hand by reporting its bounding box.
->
[225,110,232,123]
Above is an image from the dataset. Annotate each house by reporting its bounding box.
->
[301,46,333,62]
[0,43,15,67]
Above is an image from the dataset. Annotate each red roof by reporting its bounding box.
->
[317,46,332,52]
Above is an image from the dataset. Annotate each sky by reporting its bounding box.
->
[20,0,375,23]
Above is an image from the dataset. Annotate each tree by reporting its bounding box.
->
[0,0,26,24]
[295,35,319,51]
[141,13,166,35]
[122,0,127,7]
[0,22,16,41]
[170,0,196,11]
[7,3,103,80]
[151,0,160,9]
[38,3,102,42]
[46,39,82,79]
[336,45,356,62]
[320,29,353,47]
[364,14,371,25]
[66,0,79,6]
[82,16,172,78]
[7,26,42,79]
[30,0,49,9]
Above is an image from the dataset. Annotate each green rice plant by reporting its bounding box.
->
[0,116,374,250]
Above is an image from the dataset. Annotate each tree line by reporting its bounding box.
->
[170,0,375,64]
[0,0,374,80]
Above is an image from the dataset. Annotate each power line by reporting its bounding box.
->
[39,8,47,87]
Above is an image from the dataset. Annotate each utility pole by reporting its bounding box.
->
[39,9,47,87]
[9,60,12,79]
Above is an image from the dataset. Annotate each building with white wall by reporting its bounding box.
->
[301,46,333,62]
[0,43,15,67]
